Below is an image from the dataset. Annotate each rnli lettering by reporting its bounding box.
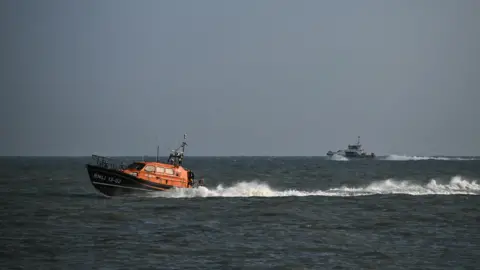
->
[93,172,122,184]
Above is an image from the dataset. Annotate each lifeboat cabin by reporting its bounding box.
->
[121,159,196,189]
[113,140,199,190]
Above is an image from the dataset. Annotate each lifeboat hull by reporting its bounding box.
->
[86,164,174,197]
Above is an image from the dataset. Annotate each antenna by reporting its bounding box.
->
[357,136,360,145]
[156,145,159,162]
[181,133,187,153]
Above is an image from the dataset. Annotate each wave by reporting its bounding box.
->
[149,176,480,198]
[383,155,476,161]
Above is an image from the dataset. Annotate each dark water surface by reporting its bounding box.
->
[1,156,480,269]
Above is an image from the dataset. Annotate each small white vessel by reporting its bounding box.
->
[327,136,375,159]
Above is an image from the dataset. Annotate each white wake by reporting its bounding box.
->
[384,155,476,161]
[150,176,480,198]
[330,154,349,161]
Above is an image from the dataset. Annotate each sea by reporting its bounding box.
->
[1,155,479,270]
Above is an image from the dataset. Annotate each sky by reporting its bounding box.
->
[1,0,479,156]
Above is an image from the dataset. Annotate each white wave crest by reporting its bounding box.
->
[384,155,475,161]
[150,176,480,198]
[331,176,479,195]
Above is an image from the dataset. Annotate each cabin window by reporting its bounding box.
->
[156,167,165,173]
[165,168,174,175]
[144,165,155,172]
[127,162,145,170]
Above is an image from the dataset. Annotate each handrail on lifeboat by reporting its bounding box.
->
[91,154,127,170]
[90,133,189,171]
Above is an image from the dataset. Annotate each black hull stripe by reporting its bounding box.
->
[92,181,163,192]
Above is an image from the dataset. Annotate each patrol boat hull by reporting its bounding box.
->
[326,151,375,159]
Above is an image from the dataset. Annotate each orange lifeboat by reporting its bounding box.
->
[85,134,203,197]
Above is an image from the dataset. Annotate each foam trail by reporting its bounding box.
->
[384,155,476,161]
[149,176,480,198]
[330,154,349,161]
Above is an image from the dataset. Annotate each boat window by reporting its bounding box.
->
[156,167,165,173]
[165,168,174,175]
[144,165,155,172]
[127,162,145,170]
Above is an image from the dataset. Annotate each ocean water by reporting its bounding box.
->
[1,155,479,269]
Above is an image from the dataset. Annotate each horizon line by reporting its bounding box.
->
[0,154,478,158]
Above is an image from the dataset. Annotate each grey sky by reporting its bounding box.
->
[1,0,479,156]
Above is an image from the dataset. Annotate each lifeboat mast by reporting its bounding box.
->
[166,134,188,166]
